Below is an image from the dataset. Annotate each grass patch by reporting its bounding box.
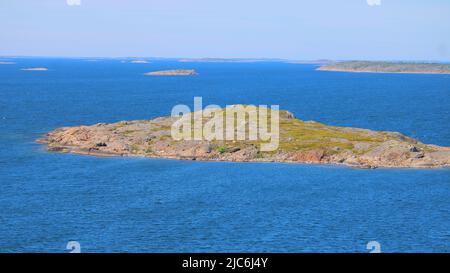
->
[122,130,136,135]
[130,144,139,154]
[217,146,227,154]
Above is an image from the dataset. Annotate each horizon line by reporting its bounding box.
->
[1,55,449,63]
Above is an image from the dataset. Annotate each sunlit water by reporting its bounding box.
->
[0,58,449,252]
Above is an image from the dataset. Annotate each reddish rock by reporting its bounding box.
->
[290,150,325,163]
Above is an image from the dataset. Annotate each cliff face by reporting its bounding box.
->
[37,107,450,169]
[318,61,450,74]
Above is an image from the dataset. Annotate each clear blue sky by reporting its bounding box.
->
[1,0,449,61]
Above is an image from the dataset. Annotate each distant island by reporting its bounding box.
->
[0,61,16,65]
[37,106,450,169]
[21,67,48,71]
[318,61,450,74]
[129,60,149,64]
[286,59,333,65]
[144,69,197,76]
[178,58,286,63]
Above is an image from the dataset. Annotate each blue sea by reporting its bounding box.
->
[0,58,449,252]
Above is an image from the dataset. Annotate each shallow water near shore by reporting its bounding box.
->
[0,58,449,252]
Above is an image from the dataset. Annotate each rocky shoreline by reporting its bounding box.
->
[37,107,450,169]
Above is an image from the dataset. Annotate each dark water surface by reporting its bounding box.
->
[0,58,449,252]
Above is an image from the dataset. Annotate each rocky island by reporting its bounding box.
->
[21,67,48,71]
[144,69,197,76]
[318,61,450,74]
[178,58,280,63]
[129,60,149,64]
[37,106,450,169]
